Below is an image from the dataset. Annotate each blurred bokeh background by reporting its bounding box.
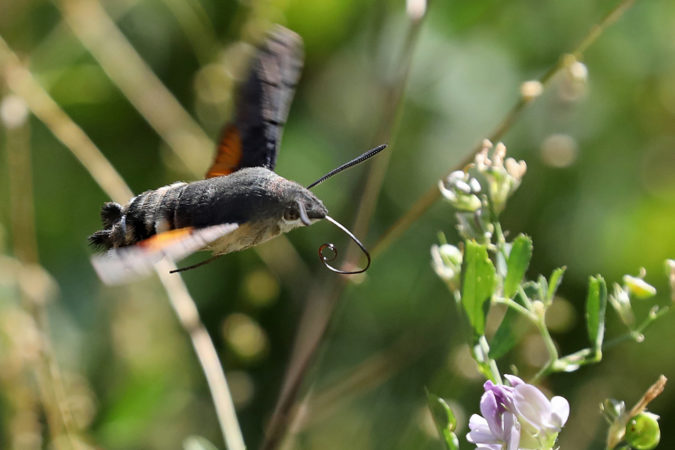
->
[1,0,674,448]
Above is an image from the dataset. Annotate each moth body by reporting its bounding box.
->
[89,167,327,256]
[89,26,376,284]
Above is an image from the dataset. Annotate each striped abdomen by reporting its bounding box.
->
[89,182,187,250]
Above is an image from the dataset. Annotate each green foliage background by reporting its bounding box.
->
[1,0,674,448]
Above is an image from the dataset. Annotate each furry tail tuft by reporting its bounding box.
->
[101,202,123,229]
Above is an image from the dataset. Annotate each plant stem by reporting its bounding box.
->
[371,0,642,259]
[260,8,427,449]
[532,315,560,382]
[3,90,80,449]
[478,336,502,384]
[156,260,246,450]
[606,375,667,449]
[55,0,213,177]
[493,297,534,320]
[604,306,670,350]
[0,42,245,449]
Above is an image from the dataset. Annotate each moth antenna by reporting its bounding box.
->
[170,254,223,273]
[319,215,371,274]
[307,144,387,189]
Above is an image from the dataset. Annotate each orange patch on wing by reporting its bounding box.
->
[206,124,243,178]
[137,227,194,251]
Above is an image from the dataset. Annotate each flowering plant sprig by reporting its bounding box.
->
[466,375,569,450]
[426,141,673,450]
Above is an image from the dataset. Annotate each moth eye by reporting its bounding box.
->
[284,207,300,221]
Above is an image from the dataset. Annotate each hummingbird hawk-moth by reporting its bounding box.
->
[89,26,385,285]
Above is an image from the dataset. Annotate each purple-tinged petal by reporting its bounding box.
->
[483,380,515,410]
[502,411,521,450]
[504,374,525,387]
[467,414,500,445]
[483,380,496,390]
[512,384,552,429]
[479,391,504,438]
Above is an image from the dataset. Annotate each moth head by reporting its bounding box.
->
[279,184,328,230]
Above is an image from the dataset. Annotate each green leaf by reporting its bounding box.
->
[537,274,548,302]
[503,234,533,298]
[547,266,567,302]
[425,389,460,450]
[461,240,496,336]
[586,275,608,356]
[489,291,529,359]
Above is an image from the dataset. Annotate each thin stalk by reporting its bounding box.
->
[603,306,670,349]
[260,282,344,450]
[1,39,132,201]
[260,7,428,448]
[492,221,510,273]
[55,0,214,177]
[53,0,306,287]
[371,0,642,258]
[289,334,422,434]
[516,284,534,313]
[3,92,79,448]
[0,42,245,450]
[156,260,245,450]
[492,297,534,320]
[531,315,560,382]
[606,375,667,449]
[158,0,219,64]
[28,0,141,72]
[478,336,502,384]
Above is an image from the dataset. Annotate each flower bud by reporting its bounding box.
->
[625,412,660,450]
[431,244,462,291]
[623,274,657,299]
[521,80,543,101]
[666,259,675,303]
[470,141,526,214]
[439,171,482,212]
[456,211,493,244]
[609,283,635,326]
[0,95,29,129]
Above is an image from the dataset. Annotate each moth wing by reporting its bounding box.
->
[91,223,238,285]
[206,26,304,178]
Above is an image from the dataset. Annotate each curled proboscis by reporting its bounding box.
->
[318,216,371,275]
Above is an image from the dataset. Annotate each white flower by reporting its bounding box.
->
[431,244,462,290]
[472,140,527,214]
[439,171,482,212]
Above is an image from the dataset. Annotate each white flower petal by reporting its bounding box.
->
[513,385,551,428]
[503,412,521,450]
[467,415,500,445]
[550,396,570,427]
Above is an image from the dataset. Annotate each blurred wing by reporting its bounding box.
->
[91,223,238,285]
[207,26,304,178]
